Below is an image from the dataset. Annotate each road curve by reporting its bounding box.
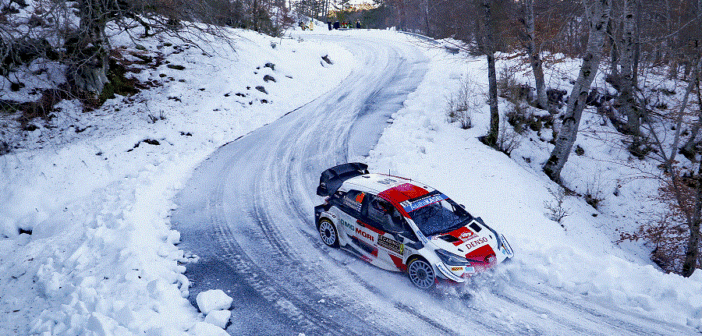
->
[172,32,448,335]
[172,32,694,336]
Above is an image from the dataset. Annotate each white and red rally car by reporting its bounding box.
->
[314,163,513,289]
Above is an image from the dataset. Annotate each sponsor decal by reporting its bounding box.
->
[459,230,474,240]
[356,227,375,242]
[462,266,476,277]
[464,237,488,250]
[343,197,362,212]
[450,266,463,272]
[400,193,448,213]
[378,235,404,255]
[340,218,354,231]
[446,227,476,245]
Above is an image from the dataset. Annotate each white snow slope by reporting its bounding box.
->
[0,27,353,335]
[0,25,701,334]
[365,41,702,333]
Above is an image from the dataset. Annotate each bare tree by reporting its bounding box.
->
[543,0,612,182]
[522,0,548,110]
[480,0,500,148]
[644,57,702,277]
[0,0,283,100]
[617,0,640,136]
[680,0,702,277]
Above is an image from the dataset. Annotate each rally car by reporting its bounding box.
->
[314,163,513,289]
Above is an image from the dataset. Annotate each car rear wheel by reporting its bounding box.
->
[318,219,339,248]
[408,257,435,289]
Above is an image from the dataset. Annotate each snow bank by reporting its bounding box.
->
[204,310,232,329]
[0,26,353,335]
[191,322,229,336]
[366,42,702,329]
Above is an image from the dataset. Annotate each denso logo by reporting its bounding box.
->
[465,237,488,249]
[356,228,374,242]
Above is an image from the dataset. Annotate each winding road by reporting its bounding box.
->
[172,32,693,335]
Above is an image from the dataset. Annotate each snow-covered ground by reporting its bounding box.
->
[1,23,701,335]
[0,27,353,334]
[365,43,702,331]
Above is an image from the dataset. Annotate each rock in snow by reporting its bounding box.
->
[205,309,232,329]
[196,290,233,315]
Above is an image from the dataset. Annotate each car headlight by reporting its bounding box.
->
[435,249,472,266]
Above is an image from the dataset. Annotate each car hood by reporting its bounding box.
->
[429,221,498,263]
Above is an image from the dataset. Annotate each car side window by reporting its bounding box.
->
[365,195,405,233]
[400,220,419,242]
[339,190,364,216]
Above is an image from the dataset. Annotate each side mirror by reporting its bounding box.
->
[460,204,466,209]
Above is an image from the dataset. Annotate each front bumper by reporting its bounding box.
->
[436,262,469,282]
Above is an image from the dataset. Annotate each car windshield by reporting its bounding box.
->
[404,192,473,236]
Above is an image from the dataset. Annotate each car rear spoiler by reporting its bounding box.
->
[316,162,369,196]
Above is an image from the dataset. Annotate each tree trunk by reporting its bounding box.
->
[543,0,612,182]
[608,19,619,80]
[681,4,702,277]
[252,0,260,32]
[524,0,548,110]
[619,0,639,136]
[632,0,642,87]
[422,0,430,36]
[683,160,702,277]
[669,58,702,165]
[68,0,111,94]
[482,0,499,147]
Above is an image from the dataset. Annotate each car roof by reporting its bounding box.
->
[343,173,436,204]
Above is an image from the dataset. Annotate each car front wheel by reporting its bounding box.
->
[318,219,339,248]
[407,258,436,289]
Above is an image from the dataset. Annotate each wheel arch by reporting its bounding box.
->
[405,254,429,272]
[316,215,335,230]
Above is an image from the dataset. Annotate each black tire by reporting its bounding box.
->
[318,218,339,248]
[407,257,436,289]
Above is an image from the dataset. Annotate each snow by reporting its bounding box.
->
[204,310,232,329]
[0,26,352,335]
[0,18,701,336]
[365,38,702,330]
[196,290,233,315]
[190,322,228,336]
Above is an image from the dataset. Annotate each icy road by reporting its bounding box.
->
[172,32,691,335]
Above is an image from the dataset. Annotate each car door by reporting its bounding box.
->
[361,194,412,271]
[332,189,382,258]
